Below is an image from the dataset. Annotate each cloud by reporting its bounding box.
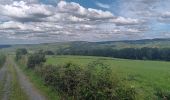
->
[111,17,142,26]
[157,11,170,23]
[0,1,53,22]
[96,2,110,9]
[57,1,114,20]
[1,0,38,3]
[0,0,146,44]
[161,12,170,18]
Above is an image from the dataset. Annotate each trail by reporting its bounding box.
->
[10,57,46,100]
[0,57,46,100]
[2,72,11,100]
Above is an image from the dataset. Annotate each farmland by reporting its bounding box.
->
[1,47,170,99]
[46,55,170,99]
[1,39,170,99]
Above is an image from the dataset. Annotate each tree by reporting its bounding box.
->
[16,48,27,61]
[44,50,54,55]
[27,50,46,68]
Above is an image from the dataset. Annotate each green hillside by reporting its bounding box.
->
[2,38,170,53]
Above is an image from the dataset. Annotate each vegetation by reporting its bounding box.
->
[15,48,27,61]
[27,50,46,68]
[57,47,170,61]
[0,54,6,68]
[44,50,55,55]
[16,49,138,99]
[46,55,170,99]
[3,38,170,54]
[6,58,29,100]
[17,62,61,100]
[155,88,170,100]
[13,45,170,99]
[35,61,136,99]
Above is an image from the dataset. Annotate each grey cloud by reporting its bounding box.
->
[0,0,146,43]
[158,12,170,23]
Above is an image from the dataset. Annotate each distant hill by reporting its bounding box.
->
[2,38,170,52]
[0,45,11,49]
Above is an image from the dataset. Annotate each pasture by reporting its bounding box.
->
[46,55,170,99]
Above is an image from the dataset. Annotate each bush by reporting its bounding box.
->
[155,88,170,100]
[15,48,27,61]
[79,61,117,99]
[27,50,46,68]
[37,61,137,99]
[39,63,85,97]
[44,50,55,55]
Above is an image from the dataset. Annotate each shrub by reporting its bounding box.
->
[27,50,46,68]
[44,50,55,55]
[15,48,27,61]
[155,88,170,100]
[37,61,137,99]
[39,63,85,97]
[79,61,117,99]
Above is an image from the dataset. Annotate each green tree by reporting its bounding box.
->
[27,50,46,68]
[15,48,27,61]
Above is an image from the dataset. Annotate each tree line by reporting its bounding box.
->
[56,47,170,61]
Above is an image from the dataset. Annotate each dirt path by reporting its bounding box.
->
[10,58,46,100]
[0,57,46,100]
[2,72,11,100]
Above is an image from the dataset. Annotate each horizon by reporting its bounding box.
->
[0,37,169,45]
[0,0,170,44]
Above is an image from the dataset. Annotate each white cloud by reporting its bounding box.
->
[111,17,142,25]
[0,0,144,43]
[0,1,53,22]
[161,12,170,18]
[57,1,114,20]
[96,2,110,9]
[126,29,141,33]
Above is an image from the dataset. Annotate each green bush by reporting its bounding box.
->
[37,61,137,99]
[155,88,170,100]
[15,48,27,61]
[38,63,85,97]
[27,50,46,68]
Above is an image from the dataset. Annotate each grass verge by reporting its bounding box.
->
[0,70,7,99]
[17,61,61,100]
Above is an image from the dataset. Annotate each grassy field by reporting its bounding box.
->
[46,55,170,99]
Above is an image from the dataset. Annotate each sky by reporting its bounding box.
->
[0,0,170,44]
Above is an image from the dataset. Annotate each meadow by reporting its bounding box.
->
[46,55,170,99]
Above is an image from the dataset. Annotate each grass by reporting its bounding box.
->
[0,68,7,99]
[17,60,61,100]
[46,55,170,99]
